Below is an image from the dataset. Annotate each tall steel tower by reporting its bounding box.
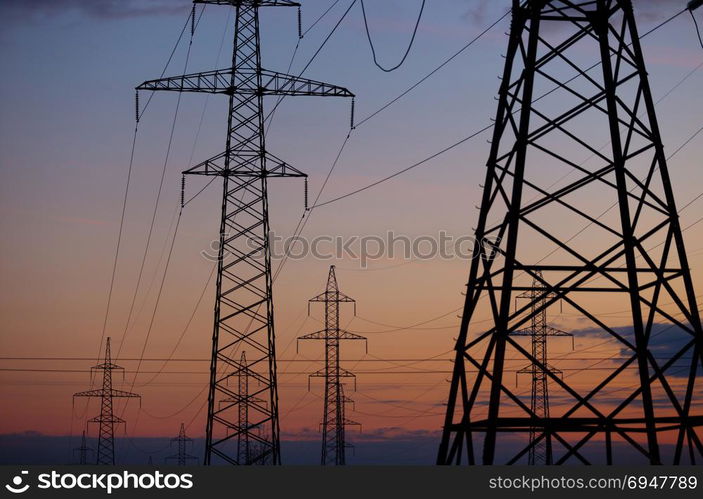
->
[510,271,573,464]
[73,430,93,465]
[74,337,141,465]
[439,0,703,465]
[221,351,269,465]
[136,1,353,465]
[166,423,198,466]
[298,266,365,465]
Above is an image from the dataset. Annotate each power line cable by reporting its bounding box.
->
[115,7,204,361]
[264,0,345,136]
[311,124,491,208]
[94,126,139,365]
[133,2,363,436]
[360,0,426,72]
[312,8,693,210]
[690,8,703,49]
[303,0,343,37]
[262,0,358,128]
[80,4,701,436]
[355,8,511,127]
[138,7,203,120]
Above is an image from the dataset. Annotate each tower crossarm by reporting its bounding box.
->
[308,291,356,303]
[510,327,572,338]
[259,70,354,97]
[184,150,306,178]
[309,367,356,379]
[297,329,367,355]
[545,326,572,337]
[516,363,563,377]
[110,388,141,399]
[137,69,353,98]
[73,389,104,399]
[298,330,366,341]
[74,388,140,400]
[194,0,299,7]
[88,414,126,424]
[298,330,328,341]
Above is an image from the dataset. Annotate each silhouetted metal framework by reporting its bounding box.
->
[73,430,94,465]
[439,0,703,465]
[298,266,365,465]
[74,338,141,465]
[136,0,353,465]
[166,423,198,466]
[510,271,573,464]
[219,351,269,464]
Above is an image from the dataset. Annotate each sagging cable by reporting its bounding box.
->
[689,0,703,49]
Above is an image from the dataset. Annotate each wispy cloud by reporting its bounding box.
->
[1,0,190,23]
[461,0,493,27]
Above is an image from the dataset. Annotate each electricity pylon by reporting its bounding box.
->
[338,384,358,459]
[439,0,703,465]
[74,337,141,465]
[217,351,268,465]
[166,423,198,466]
[510,271,573,464]
[298,266,365,465]
[136,1,353,465]
[73,430,93,465]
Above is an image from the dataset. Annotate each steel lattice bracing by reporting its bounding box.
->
[166,423,198,466]
[298,266,365,465]
[510,271,573,464]
[439,0,703,465]
[136,0,352,465]
[225,351,269,465]
[74,338,141,465]
[73,430,93,465]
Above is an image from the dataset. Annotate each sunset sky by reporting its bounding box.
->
[1,0,702,464]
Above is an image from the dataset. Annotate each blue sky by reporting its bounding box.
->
[1,0,703,464]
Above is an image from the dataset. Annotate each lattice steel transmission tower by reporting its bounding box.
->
[218,351,269,465]
[298,266,365,465]
[73,430,93,465]
[439,0,703,465]
[166,423,198,466]
[510,271,573,464]
[74,337,141,465]
[136,1,353,465]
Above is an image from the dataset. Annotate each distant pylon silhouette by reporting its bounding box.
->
[339,384,358,459]
[510,271,573,464]
[136,0,353,465]
[439,0,703,465]
[73,430,93,465]
[298,266,365,465]
[74,337,141,465]
[166,423,197,466]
